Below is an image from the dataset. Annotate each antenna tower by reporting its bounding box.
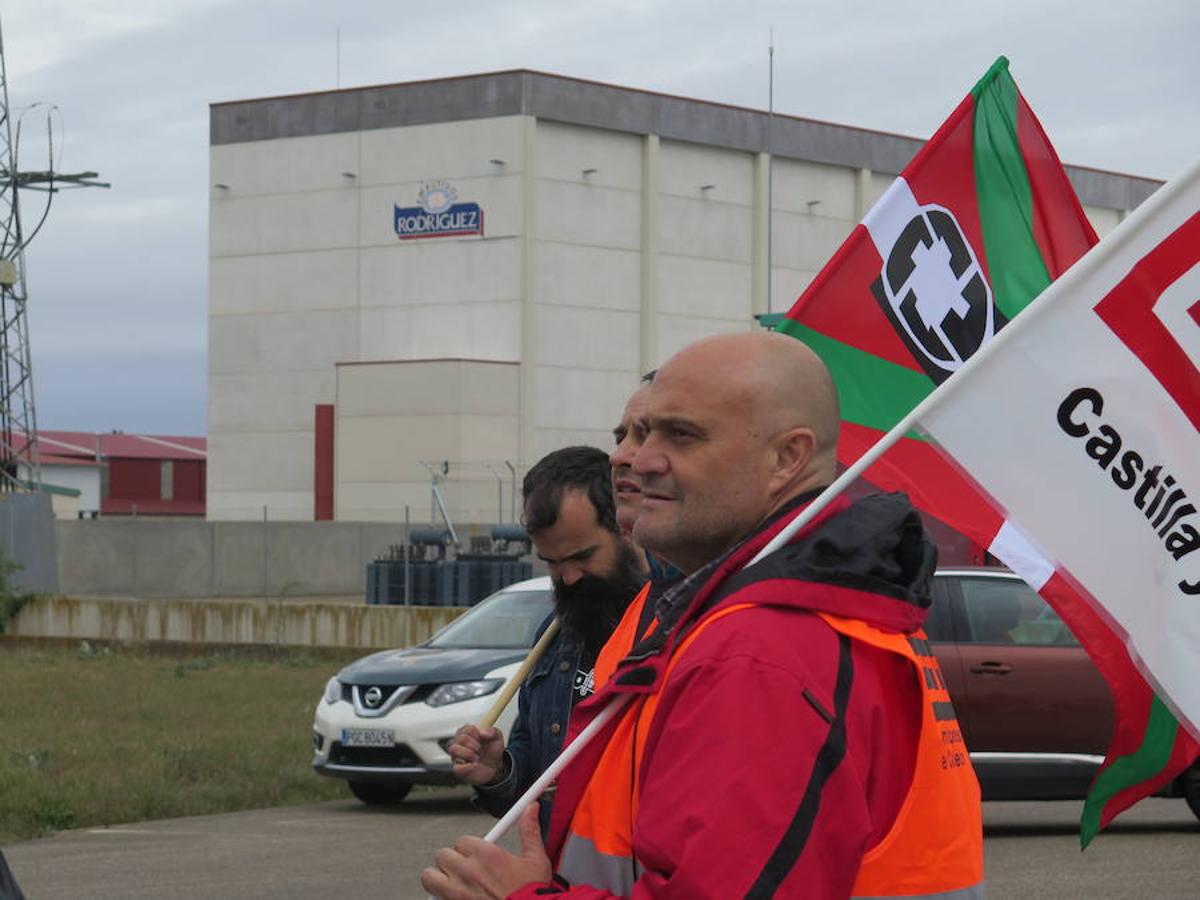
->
[0,14,107,490]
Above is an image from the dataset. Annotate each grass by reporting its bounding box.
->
[0,640,370,844]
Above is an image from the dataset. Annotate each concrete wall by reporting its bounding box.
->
[0,492,58,594]
[55,518,423,599]
[48,491,80,520]
[7,595,465,649]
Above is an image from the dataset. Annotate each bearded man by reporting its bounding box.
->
[448,445,645,835]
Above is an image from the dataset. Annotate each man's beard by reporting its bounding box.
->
[553,542,644,658]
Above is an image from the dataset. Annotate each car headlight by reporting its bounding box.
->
[425,679,503,708]
[323,676,342,705]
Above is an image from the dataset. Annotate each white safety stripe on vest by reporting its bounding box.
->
[558,832,642,897]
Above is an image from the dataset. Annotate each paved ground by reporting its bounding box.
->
[3,788,493,900]
[4,790,1197,899]
[983,798,1198,897]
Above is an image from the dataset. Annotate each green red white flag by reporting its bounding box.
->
[776,56,1199,843]
[778,56,1095,530]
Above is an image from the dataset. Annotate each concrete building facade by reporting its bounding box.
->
[208,70,1161,524]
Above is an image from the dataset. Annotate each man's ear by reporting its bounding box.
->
[769,426,816,492]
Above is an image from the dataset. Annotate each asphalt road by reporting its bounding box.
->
[4,789,1196,899]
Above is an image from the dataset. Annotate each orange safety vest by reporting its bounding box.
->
[593,582,653,692]
[558,604,985,898]
[819,612,985,899]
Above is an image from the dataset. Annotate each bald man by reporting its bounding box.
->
[423,333,984,900]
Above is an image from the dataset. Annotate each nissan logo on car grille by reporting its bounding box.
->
[363,686,384,709]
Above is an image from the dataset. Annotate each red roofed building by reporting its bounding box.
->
[16,431,206,518]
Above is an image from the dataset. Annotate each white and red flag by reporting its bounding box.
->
[911,158,1200,840]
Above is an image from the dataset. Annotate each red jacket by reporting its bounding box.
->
[510,491,942,898]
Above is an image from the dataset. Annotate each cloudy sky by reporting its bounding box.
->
[6,0,1196,436]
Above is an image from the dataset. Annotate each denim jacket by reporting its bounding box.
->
[473,612,582,835]
[473,563,680,834]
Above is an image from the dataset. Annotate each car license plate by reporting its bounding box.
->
[341,728,395,748]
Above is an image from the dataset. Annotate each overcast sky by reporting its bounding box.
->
[6,0,1196,436]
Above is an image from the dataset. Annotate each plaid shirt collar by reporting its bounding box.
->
[649,487,829,634]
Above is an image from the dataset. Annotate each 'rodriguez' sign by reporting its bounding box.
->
[394,181,484,240]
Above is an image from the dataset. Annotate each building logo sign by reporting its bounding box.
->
[393,180,484,240]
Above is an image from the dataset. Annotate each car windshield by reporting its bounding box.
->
[427,588,554,649]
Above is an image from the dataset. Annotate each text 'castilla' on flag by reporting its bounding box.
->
[1055,386,1199,596]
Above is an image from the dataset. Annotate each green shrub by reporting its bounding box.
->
[0,550,35,634]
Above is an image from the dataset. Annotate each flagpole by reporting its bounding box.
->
[476,618,561,730]
[424,693,634,898]
[481,693,633,843]
[750,155,1199,567]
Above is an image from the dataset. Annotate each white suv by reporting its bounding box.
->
[312,577,554,804]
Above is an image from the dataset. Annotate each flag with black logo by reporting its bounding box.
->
[779,56,1095,526]
[777,56,1199,843]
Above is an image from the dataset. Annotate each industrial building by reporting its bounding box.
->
[208,70,1161,526]
[17,431,206,518]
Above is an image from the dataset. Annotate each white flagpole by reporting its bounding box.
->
[480,693,633,843]
[426,693,633,898]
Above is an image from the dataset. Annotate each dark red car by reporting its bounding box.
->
[929,568,1200,819]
